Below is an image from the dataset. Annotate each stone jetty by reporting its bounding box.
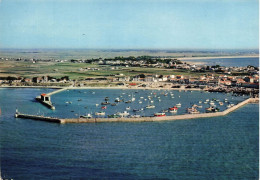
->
[35,88,67,110]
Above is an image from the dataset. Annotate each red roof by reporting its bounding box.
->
[129,83,137,86]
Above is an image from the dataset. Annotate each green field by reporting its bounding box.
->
[0,61,207,80]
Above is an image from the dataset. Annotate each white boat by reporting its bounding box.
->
[199,101,202,104]
[80,113,92,118]
[115,98,121,102]
[187,107,200,114]
[176,103,181,107]
[210,102,215,106]
[146,105,155,109]
[131,94,136,101]
[130,114,141,118]
[95,112,105,116]
[126,107,131,110]
[154,112,166,117]
[116,111,129,117]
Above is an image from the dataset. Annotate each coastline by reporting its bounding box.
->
[0,85,203,91]
[179,55,259,61]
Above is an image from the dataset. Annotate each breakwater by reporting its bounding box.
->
[15,98,258,124]
[15,113,63,123]
[46,88,67,96]
[35,88,67,110]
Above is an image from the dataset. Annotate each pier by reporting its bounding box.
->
[35,88,67,110]
[15,112,64,123]
[15,98,258,124]
[46,88,67,96]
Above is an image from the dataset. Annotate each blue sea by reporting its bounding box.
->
[0,88,258,179]
[184,57,259,67]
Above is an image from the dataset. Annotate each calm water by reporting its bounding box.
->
[0,88,258,179]
[184,57,259,67]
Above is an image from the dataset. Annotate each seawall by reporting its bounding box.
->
[15,113,64,123]
[15,98,259,124]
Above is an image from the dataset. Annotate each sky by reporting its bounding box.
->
[0,0,259,49]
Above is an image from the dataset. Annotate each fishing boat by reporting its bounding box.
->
[206,106,219,113]
[105,97,109,101]
[101,101,110,105]
[227,104,232,108]
[95,112,105,116]
[115,98,121,102]
[210,102,215,106]
[133,108,143,112]
[219,102,224,106]
[80,113,92,118]
[146,105,155,109]
[116,111,129,117]
[169,106,178,113]
[101,106,107,109]
[111,103,117,106]
[130,114,141,118]
[176,103,181,107]
[108,114,121,118]
[154,112,166,117]
[187,107,200,114]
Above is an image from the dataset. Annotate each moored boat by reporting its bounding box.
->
[169,106,178,113]
[187,107,200,114]
[95,112,105,116]
[176,103,181,107]
[146,105,155,109]
[80,113,92,118]
[206,106,219,113]
[154,112,166,117]
[116,111,129,117]
[101,101,110,105]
